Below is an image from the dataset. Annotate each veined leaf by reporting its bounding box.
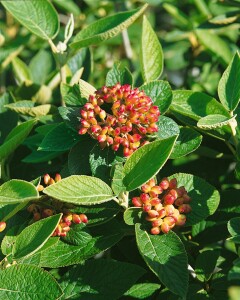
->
[0,179,39,205]
[43,175,114,205]
[70,4,148,49]
[13,214,62,259]
[79,79,96,100]
[135,224,188,298]
[141,16,164,82]
[218,52,240,112]
[0,264,62,300]
[197,114,237,129]
[123,136,177,191]
[1,0,59,40]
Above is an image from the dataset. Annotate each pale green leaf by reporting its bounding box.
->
[0,179,39,205]
[218,52,240,112]
[12,57,32,84]
[43,175,114,205]
[70,4,148,49]
[1,0,59,40]
[141,16,164,82]
[197,114,237,129]
[79,79,96,100]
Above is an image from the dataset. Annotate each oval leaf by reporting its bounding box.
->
[1,0,59,40]
[123,136,177,191]
[218,52,240,112]
[171,90,230,121]
[0,264,62,300]
[170,127,202,159]
[140,80,172,114]
[13,214,62,259]
[141,16,164,82]
[43,175,114,205]
[124,207,142,226]
[135,224,188,298]
[169,173,220,226]
[70,4,148,49]
[0,179,39,205]
[228,217,240,237]
[155,116,180,140]
[79,79,96,100]
[197,114,237,129]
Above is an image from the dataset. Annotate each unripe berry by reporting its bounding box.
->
[48,178,55,185]
[132,197,142,207]
[174,197,185,206]
[72,214,81,224]
[79,214,88,223]
[0,222,6,232]
[161,222,170,234]
[33,212,41,221]
[154,203,163,211]
[141,184,151,193]
[158,208,166,219]
[147,210,159,218]
[140,193,150,204]
[27,204,38,213]
[44,174,50,185]
[55,173,61,182]
[175,214,186,226]
[151,185,163,195]
[150,198,161,206]
[159,178,169,190]
[169,178,177,189]
[42,209,54,218]
[165,205,175,216]
[37,184,44,192]
[143,204,151,212]
[152,219,163,227]
[151,227,161,235]
[164,216,176,227]
[178,204,191,214]
[164,193,175,205]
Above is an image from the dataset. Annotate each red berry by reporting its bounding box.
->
[0,222,6,232]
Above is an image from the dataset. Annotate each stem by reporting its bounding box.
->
[229,112,238,148]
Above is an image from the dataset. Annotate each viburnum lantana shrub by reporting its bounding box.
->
[0,1,240,300]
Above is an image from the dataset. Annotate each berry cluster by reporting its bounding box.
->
[132,177,191,235]
[28,204,88,237]
[78,83,160,157]
[31,173,88,237]
[37,173,61,192]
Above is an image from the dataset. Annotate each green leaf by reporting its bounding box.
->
[20,220,124,268]
[60,259,146,300]
[70,4,148,49]
[5,100,57,117]
[71,202,120,226]
[43,175,114,205]
[169,173,220,226]
[123,136,177,191]
[29,49,54,85]
[229,286,240,300]
[79,79,96,100]
[0,179,39,205]
[106,63,133,86]
[171,90,230,121]
[62,223,92,246]
[197,114,237,129]
[155,116,180,139]
[89,145,116,182]
[195,250,219,282]
[61,83,86,107]
[111,163,126,196]
[124,207,142,226]
[68,139,96,175]
[135,224,188,298]
[0,264,62,300]
[1,0,59,40]
[170,127,202,159]
[228,217,240,237]
[13,214,62,259]
[124,283,161,299]
[140,16,164,82]
[52,0,81,16]
[38,122,80,152]
[12,57,32,84]
[218,52,240,112]
[195,29,233,66]
[140,80,172,114]
[0,119,36,161]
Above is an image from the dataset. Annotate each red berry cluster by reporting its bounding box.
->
[78,83,160,157]
[132,177,192,235]
[27,204,88,237]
